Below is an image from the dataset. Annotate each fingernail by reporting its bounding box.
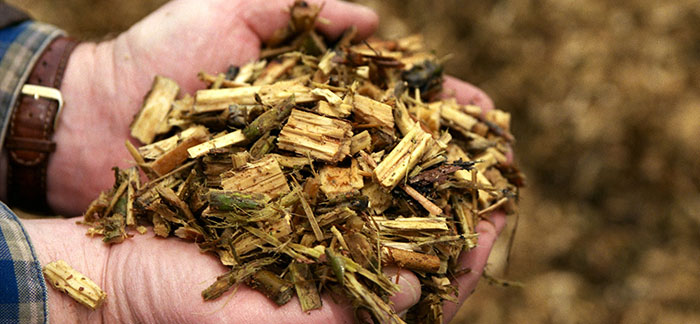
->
[383,267,421,308]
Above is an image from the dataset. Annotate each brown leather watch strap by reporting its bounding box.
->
[6,36,79,213]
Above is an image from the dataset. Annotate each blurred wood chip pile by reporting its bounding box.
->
[79,1,523,323]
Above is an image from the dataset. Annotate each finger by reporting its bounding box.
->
[442,211,506,322]
[441,75,495,113]
[384,266,422,312]
[239,0,378,43]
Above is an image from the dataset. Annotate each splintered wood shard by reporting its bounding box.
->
[221,155,290,199]
[440,101,480,135]
[352,94,395,133]
[318,161,363,197]
[290,262,322,311]
[43,260,107,310]
[350,130,371,155]
[187,130,246,158]
[130,76,179,144]
[374,123,432,189]
[138,125,209,160]
[371,216,449,232]
[254,56,299,86]
[148,126,209,176]
[193,80,317,113]
[277,109,352,162]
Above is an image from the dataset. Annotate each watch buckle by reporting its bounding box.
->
[21,84,64,129]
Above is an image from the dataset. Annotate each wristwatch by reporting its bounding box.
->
[5,36,79,213]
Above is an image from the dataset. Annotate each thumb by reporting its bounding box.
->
[384,266,422,313]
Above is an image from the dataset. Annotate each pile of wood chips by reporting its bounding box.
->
[81,2,524,323]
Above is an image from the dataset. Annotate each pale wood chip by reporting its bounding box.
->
[148,128,209,176]
[254,56,299,86]
[485,109,511,132]
[187,130,246,158]
[130,76,180,144]
[193,79,317,113]
[277,109,352,162]
[362,182,392,214]
[318,160,363,197]
[350,130,372,155]
[352,94,395,133]
[43,260,106,310]
[370,216,449,232]
[440,100,479,134]
[221,155,290,199]
[374,123,432,189]
[318,51,336,74]
[233,59,267,84]
[139,126,208,160]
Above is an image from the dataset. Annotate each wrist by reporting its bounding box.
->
[46,39,140,215]
[21,217,109,324]
[45,41,101,215]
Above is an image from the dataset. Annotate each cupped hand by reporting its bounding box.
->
[22,217,419,324]
[40,0,510,320]
[47,0,378,215]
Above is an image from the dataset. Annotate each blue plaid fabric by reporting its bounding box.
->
[0,18,62,324]
[0,202,48,324]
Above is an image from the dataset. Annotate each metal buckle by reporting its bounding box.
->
[21,84,64,129]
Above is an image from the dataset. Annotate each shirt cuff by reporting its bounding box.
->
[0,201,48,324]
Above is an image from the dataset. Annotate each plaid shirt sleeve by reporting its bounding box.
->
[1,18,64,324]
[0,202,48,324]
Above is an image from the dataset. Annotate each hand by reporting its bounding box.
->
[22,217,419,323]
[37,0,508,320]
[47,0,379,215]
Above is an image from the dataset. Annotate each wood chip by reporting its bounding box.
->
[193,80,317,113]
[130,76,180,144]
[318,160,363,197]
[352,94,395,134]
[277,109,352,162]
[149,127,209,176]
[221,155,290,199]
[187,130,246,158]
[43,260,106,310]
[374,123,432,189]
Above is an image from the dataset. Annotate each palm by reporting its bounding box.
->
[102,233,361,324]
